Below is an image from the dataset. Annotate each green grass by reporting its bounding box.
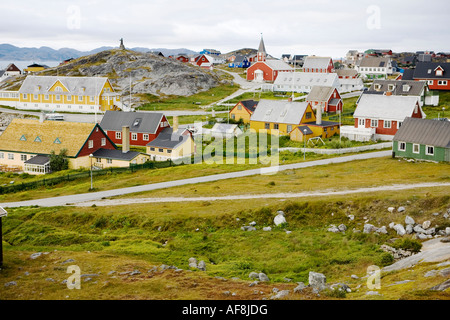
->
[136,84,239,111]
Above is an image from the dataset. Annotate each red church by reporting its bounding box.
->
[246,36,293,82]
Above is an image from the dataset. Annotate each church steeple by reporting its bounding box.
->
[257,33,266,62]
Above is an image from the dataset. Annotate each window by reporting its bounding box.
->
[88,140,93,148]
[78,96,83,101]
[237,105,242,110]
[287,125,292,132]
[438,80,448,86]
[413,144,420,154]
[67,95,72,101]
[273,123,279,130]
[305,112,312,119]
[131,133,138,140]
[56,95,60,101]
[358,118,365,126]
[54,138,62,144]
[101,138,106,146]
[115,132,121,139]
[23,93,27,99]
[34,94,38,100]
[45,94,49,100]
[167,150,172,154]
[96,158,101,163]
[8,153,14,160]
[21,154,27,161]
[388,84,395,91]
[427,80,434,86]
[231,114,235,120]
[90,96,95,102]
[370,119,378,128]
[107,159,112,164]
[398,121,403,129]
[34,136,42,143]
[265,123,270,129]
[436,69,443,76]
[159,148,163,153]
[150,147,155,151]
[20,135,27,141]
[426,145,434,156]
[143,134,149,141]
[383,120,391,128]
[398,142,406,151]
[0,152,4,159]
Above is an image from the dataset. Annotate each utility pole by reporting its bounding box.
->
[0,207,7,268]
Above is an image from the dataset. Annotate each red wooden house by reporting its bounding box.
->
[408,62,450,91]
[246,36,293,82]
[306,86,343,113]
[100,111,171,147]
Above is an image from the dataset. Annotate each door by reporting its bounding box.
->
[358,118,365,128]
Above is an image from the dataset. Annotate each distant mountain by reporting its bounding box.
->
[0,44,198,62]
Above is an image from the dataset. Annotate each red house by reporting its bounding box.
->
[409,62,450,91]
[100,111,171,147]
[306,86,343,113]
[246,36,293,82]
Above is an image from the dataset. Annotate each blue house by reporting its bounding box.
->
[228,55,250,68]
[200,49,221,56]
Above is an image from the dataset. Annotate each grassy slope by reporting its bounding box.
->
[1,157,450,300]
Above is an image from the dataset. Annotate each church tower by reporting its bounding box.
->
[257,34,266,62]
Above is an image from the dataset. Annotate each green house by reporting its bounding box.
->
[393,117,450,162]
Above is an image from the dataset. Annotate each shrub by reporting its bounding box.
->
[392,238,422,253]
[378,252,394,266]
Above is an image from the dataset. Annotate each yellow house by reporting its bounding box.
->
[91,149,150,169]
[24,63,47,74]
[146,127,195,161]
[229,100,258,124]
[249,99,316,135]
[0,118,118,174]
[0,75,126,113]
[290,125,315,142]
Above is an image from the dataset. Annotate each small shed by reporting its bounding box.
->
[211,123,243,139]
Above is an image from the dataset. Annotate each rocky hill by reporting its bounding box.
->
[0,49,223,105]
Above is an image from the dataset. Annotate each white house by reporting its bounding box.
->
[356,57,394,79]
[210,123,243,139]
[267,72,340,94]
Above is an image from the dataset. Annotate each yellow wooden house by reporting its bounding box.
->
[229,100,259,124]
[249,99,316,135]
[146,127,195,161]
[0,75,126,113]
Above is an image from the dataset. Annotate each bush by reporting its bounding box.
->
[378,252,394,266]
[392,238,422,253]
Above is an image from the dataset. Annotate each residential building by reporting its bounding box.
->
[0,75,125,113]
[200,49,221,56]
[393,117,450,162]
[356,57,394,79]
[268,72,340,94]
[100,110,171,147]
[404,62,450,91]
[146,126,195,161]
[210,123,243,138]
[228,55,250,68]
[0,63,21,80]
[24,63,48,74]
[246,36,293,82]
[306,85,342,113]
[302,56,335,73]
[0,118,116,173]
[336,69,364,92]
[229,100,259,124]
[341,93,425,141]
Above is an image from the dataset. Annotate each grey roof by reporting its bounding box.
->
[146,127,189,149]
[368,80,426,96]
[401,69,415,80]
[306,86,337,102]
[258,36,266,54]
[100,111,165,134]
[24,155,50,165]
[274,72,339,87]
[264,59,293,71]
[239,100,258,113]
[329,98,341,105]
[413,62,450,79]
[294,125,313,135]
[393,117,450,148]
[359,57,391,68]
[250,100,309,125]
[19,75,110,96]
[304,120,339,128]
[303,56,333,70]
[354,94,423,121]
[92,148,142,161]
[336,69,358,77]
[233,55,248,64]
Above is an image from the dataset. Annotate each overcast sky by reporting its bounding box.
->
[1,0,449,59]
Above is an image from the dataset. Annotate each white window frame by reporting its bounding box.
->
[425,145,434,156]
[427,80,434,86]
[20,154,27,161]
[383,120,391,128]
[370,119,378,128]
[101,138,106,146]
[8,153,14,160]
[143,134,149,141]
[131,133,138,140]
[438,80,448,86]
[88,140,94,149]
[412,143,420,154]
[398,141,406,151]
[107,159,112,164]
[0,152,4,159]
[115,132,121,139]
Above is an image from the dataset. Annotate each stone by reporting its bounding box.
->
[130,270,141,276]
[351,275,359,280]
[440,267,450,277]
[393,224,406,236]
[294,282,307,293]
[406,224,413,234]
[397,207,406,213]
[425,227,436,235]
[259,273,270,282]
[366,291,381,296]
[424,270,437,277]
[270,290,290,300]
[376,226,388,234]
[446,227,450,236]
[331,283,351,293]
[414,225,426,234]
[263,226,272,231]
[30,252,43,260]
[249,221,257,226]
[389,222,395,229]
[188,257,198,269]
[249,281,259,287]
[430,279,450,291]
[422,221,431,229]
[62,259,75,264]
[328,225,340,233]
[348,215,355,221]
[249,272,259,279]
[309,272,327,292]
[338,224,347,232]
[432,212,440,216]
[285,230,292,234]
[417,233,428,240]
[364,224,376,234]
[444,213,449,219]
[388,207,395,213]
[197,261,206,271]
[4,281,17,287]
[274,212,287,226]
[405,216,415,225]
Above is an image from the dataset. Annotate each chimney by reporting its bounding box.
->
[173,116,179,132]
[39,112,45,123]
[316,104,322,125]
[386,91,392,96]
[288,97,293,102]
[122,126,130,153]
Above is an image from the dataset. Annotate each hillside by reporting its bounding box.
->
[0,49,223,106]
[224,48,257,58]
[0,43,198,61]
